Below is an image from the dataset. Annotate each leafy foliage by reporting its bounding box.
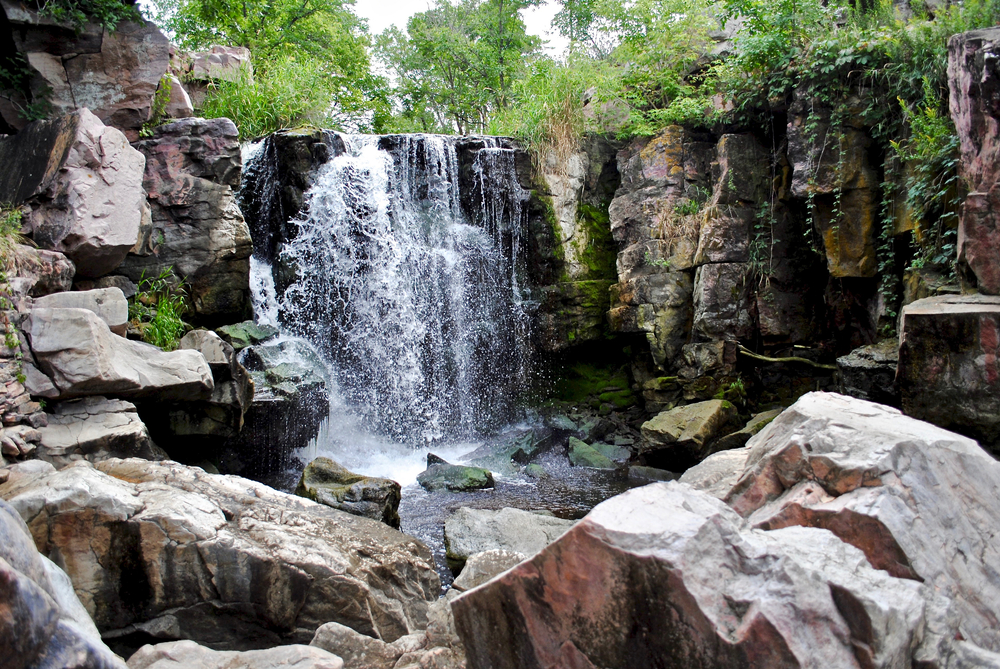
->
[36,0,140,31]
[128,268,189,351]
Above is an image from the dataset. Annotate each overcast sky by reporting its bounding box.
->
[351,0,569,55]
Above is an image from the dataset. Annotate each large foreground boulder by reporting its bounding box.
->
[127,640,342,669]
[0,458,439,649]
[452,393,1000,667]
[0,497,126,669]
[25,307,214,401]
[0,109,145,277]
[897,294,1000,450]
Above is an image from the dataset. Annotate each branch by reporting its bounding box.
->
[737,345,837,371]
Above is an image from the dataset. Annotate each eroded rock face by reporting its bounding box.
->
[0,458,440,650]
[0,497,127,669]
[25,307,214,401]
[897,294,1000,450]
[0,1,170,137]
[0,109,145,277]
[949,28,1000,294]
[120,117,252,325]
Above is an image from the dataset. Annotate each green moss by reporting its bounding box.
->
[598,389,637,409]
[576,203,617,281]
[553,362,630,403]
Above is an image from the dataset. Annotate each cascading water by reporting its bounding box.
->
[250,134,534,478]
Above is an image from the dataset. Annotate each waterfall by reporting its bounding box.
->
[246,134,533,473]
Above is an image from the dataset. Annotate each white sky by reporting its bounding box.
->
[351,0,570,55]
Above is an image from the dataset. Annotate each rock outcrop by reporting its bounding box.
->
[949,27,1000,294]
[452,392,1000,668]
[0,2,170,137]
[25,306,213,400]
[0,497,127,669]
[897,294,1000,450]
[120,117,252,325]
[0,109,146,277]
[0,458,440,649]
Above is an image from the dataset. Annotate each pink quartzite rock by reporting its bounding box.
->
[453,393,1000,669]
[0,109,145,277]
[949,28,1000,293]
[897,294,1000,449]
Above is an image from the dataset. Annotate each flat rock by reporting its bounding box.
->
[215,321,279,350]
[640,398,738,463]
[897,294,1000,449]
[452,481,953,669]
[34,287,129,336]
[0,458,439,649]
[444,507,575,570]
[36,396,165,468]
[127,640,342,669]
[25,307,214,401]
[296,457,401,528]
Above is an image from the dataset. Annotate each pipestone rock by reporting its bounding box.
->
[0,109,145,277]
[126,640,343,669]
[690,392,1000,658]
[25,307,214,401]
[692,262,755,343]
[0,497,127,669]
[296,457,402,529]
[0,458,440,649]
[33,288,129,337]
[7,244,75,298]
[35,396,165,468]
[417,456,494,493]
[452,480,971,669]
[640,399,739,463]
[444,507,575,570]
[897,294,1000,449]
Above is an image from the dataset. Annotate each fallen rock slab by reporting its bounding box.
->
[640,398,738,465]
[127,640,343,669]
[0,458,439,650]
[452,481,966,669]
[34,287,129,336]
[25,307,214,401]
[35,396,164,468]
[444,507,574,570]
[296,457,401,529]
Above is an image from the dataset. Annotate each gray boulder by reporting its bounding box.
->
[567,437,616,469]
[0,109,145,277]
[309,622,423,669]
[25,307,214,401]
[295,457,401,528]
[451,549,525,593]
[0,458,440,649]
[444,507,574,570]
[216,320,279,350]
[35,396,165,468]
[34,288,128,336]
[640,399,739,463]
[0,497,126,669]
[126,640,342,669]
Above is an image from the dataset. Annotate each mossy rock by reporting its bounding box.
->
[295,457,401,528]
[216,320,279,350]
[417,456,495,493]
[598,389,636,409]
[568,437,617,469]
[524,464,549,479]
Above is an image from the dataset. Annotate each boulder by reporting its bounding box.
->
[444,507,575,570]
[119,117,252,325]
[450,549,525,593]
[25,307,214,401]
[0,1,170,137]
[160,75,194,120]
[309,622,422,669]
[0,458,440,649]
[706,408,782,454]
[215,320,279,351]
[567,437,616,469]
[0,497,127,669]
[8,244,75,298]
[34,288,128,336]
[678,445,750,499]
[836,339,899,406]
[716,392,1000,656]
[897,294,1000,449]
[35,396,164,468]
[295,457,401,529]
[417,457,494,493]
[640,399,739,464]
[126,640,343,669]
[0,109,145,277]
[452,480,963,669]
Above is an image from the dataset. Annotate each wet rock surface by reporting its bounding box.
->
[296,457,401,529]
[418,456,495,493]
[0,458,440,652]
